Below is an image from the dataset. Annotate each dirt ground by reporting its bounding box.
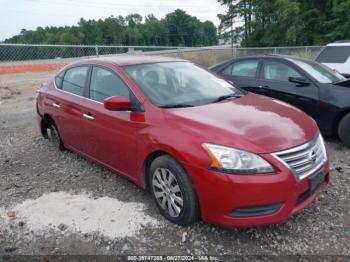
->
[0,71,349,258]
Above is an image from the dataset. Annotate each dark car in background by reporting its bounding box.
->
[210,56,350,146]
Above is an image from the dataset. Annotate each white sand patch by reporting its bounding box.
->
[1,192,159,239]
[0,207,7,223]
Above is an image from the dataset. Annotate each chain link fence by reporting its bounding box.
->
[156,46,323,67]
[0,43,324,68]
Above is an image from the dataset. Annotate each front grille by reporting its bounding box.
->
[273,134,327,180]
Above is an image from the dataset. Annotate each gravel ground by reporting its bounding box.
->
[0,71,349,258]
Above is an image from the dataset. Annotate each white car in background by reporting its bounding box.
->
[316,41,350,78]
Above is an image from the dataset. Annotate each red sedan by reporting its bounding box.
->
[36,56,330,227]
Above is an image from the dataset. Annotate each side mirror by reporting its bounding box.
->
[288,76,309,86]
[104,96,133,111]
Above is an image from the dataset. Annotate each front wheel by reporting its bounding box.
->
[149,155,199,225]
[338,113,350,147]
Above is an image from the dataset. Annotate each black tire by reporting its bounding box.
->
[338,113,350,147]
[149,155,199,225]
[46,119,65,151]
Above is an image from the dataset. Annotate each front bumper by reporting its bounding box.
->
[184,154,330,227]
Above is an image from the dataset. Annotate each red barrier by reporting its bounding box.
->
[0,63,67,74]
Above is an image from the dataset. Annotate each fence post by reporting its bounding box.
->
[177,47,182,58]
[128,47,135,55]
[95,45,99,57]
[274,47,277,55]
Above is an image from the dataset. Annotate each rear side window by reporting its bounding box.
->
[316,46,350,63]
[62,66,89,96]
[89,67,130,103]
[223,60,258,77]
[263,60,301,81]
[54,70,65,89]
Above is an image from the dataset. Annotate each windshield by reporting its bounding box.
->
[291,59,346,84]
[124,62,243,107]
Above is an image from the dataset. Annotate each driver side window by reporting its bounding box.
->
[263,60,302,81]
[89,67,130,103]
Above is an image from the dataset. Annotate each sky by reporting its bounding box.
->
[0,0,227,41]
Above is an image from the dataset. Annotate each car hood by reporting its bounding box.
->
[164,93,319,154]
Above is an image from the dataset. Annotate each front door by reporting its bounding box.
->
[258,59,320,120]
[81,65,146,178]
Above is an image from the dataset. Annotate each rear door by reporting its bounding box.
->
[49,66,90,152]
[259,58,320,120]
[220,58,261,91]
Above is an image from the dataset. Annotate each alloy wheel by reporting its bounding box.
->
[152,168,184,217]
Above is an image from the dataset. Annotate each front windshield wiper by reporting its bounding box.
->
[333,78,350,84]
[159,93,243,108]
[159,104,195,108]
[212,93,243,103]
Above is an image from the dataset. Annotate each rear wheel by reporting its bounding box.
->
[338,113,350,147]
[46,120,65,151]
[149,155,199,225]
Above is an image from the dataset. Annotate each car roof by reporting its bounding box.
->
[232,54,309,61]
[210,55,311,69]
[71,55,186,67]
[209,54,315,70]
[326,40,350,46]
[327,42,350,46]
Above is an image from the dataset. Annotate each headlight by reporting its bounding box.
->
[202,143,275,174]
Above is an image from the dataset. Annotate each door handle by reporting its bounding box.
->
[258,85,269,89]
[82,113,94,120]
[52,102,61,108]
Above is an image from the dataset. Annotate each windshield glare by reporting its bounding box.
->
[291,59,346,84]
[124,62,242,107]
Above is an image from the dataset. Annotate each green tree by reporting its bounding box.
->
[218,0,350,47]
[165,9,217,46]
[4,9,218,53]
